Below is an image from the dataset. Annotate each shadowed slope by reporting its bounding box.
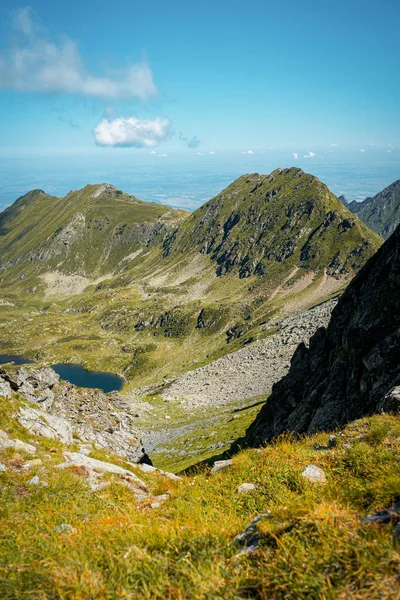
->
[246,224,400,447]
[348,179,400,239]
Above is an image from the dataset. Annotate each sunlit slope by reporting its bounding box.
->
[0,169,382,384]
[171,167,381,277]
[0,183,187,277]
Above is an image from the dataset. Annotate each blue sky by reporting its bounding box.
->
[0,0,399,162]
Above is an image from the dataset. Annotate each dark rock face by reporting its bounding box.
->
[349,179,400,239]
[246,224,400,447]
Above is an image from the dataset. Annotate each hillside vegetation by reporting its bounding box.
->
[1,385,400,599]
[0,169,381,386]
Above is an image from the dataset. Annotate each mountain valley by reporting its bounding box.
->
[1,168,400,599]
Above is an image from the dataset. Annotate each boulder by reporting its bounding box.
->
[301,464,327,483]
[236,482,257,494]
[211,459,233,474]
[0,429,37,454]
[57,452,149,498]
[17,407,73,445]
[0,377,12,398]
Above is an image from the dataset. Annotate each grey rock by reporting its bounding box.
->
[28,475,40,485]
[0,430,37,455]
[377,386,400,414]
[246,225,400,446]
[17,407,73,445]
[361,500,400,525]
[128,461,182,481]
[57,452,149,497]
[233,513,271,554]
[211,459,233,474]
[301,465,327,483]
[55,523,76,533]
[0,463,6,472]
[150,494,169,509]
[237,483,257,494]
[0,377,12,398]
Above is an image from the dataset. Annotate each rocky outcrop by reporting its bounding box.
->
[246,224,400,447]
[17,407,73,445]
[0,366,150,464]
[57,452,149,497]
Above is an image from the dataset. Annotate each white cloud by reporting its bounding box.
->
[94,117,171,148]
[148,150,157,155]
[360,149,365,152]
[157,153,168,157]
[387,149,392,153]
[0,8,157,100]
[303,151,316,158]
[209,151,215,155]
[292,153,298,159]
[241,150,254,155]
[330,144,339,147]
[197,152,204,156]
[260,150,266,154]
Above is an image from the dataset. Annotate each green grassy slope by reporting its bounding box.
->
[0,170,382,384]
[0,184,187,277]
[1,386,399,599]
[171,168,381,277]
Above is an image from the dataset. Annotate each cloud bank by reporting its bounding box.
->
[0,7,157,100]
[94,117,171,147]
[303,151,316,158]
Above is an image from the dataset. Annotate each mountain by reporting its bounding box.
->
[169,168,381,278]
[348,179,400,239]
[0,169,382,388]
[246,223,400,447]
[0,183,187,276]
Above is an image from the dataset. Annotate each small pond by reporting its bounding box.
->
[0,354,123,393]
[52,363,124,393]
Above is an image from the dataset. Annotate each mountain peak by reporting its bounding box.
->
[169,167,381,278]
[348,179,400,239]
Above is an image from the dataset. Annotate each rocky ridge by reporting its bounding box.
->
[348,179,400,239]
[0,366,150,463]
[246,224,400,447]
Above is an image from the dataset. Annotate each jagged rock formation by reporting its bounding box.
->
[348,179,400,239]
[170,168,381,278]
[246,224,400,446]
[0,366,150,463]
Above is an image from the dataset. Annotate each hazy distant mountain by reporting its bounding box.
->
[348,179,400,239]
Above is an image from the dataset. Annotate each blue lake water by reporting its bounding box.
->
[0,355,123,393]
[52,363,123,393]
